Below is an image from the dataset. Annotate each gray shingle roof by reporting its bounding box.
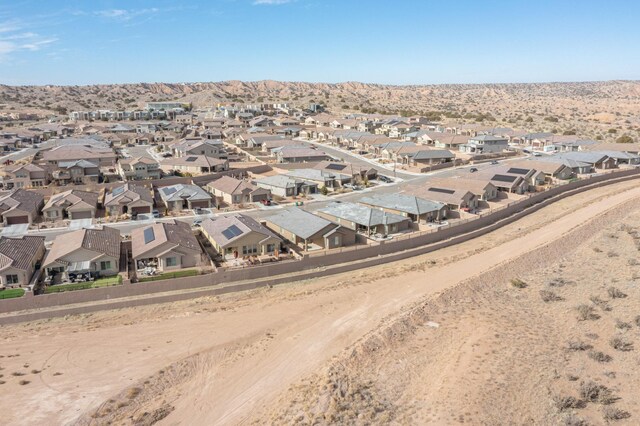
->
[359,194,445,215]
[319,202,408,227]
[266,207,334,239]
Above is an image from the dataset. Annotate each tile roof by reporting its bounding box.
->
[131,220,200,258]
[0,189,44,216]
[202,214,281,248]
[158,184,212,202]
[0,236,45,271]
[43,226,121,268]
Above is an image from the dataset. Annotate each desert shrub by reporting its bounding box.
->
[589,296,611,312]
[127,387,141,399]
[588,350,612,363]
[602,406,631,421]
[610,336,633,352]
[635,315,640,328]
[593,247,603,253]
[615,319,631,330]
[19,380,30,385]
[563,415,588,426]
[579,381,617,404]
[510,278,527,288]
[567,340,592,351]
[576,304,600,321]
[607,287,627,299]
[554,395,585,411]
[540,290,563,302]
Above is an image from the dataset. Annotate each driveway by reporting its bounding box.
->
[69,218,94,230]
[0,223,29,237]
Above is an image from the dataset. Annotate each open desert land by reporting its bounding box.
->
[2,80,640,142]
[1,179,640,425]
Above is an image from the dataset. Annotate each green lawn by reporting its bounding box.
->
[0,288,26,299]
[138,269,198,282]
[44,275,123,293]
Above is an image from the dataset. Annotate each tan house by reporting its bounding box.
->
[42,145,117,167]
[0,189,44,225]
[201,214,282,259]
[405,183,478,211]
[118,156,162,181]
[0,236,46,288]
[132,220,202,272]
[205,176,271,206]
[51,160,100,185]
[160,155,229,175]
[264,207,356,251]
[104,183,154,217]
[436,178,499,201]
[2,164,49,189]
[43,227,121,279]
[42,189,98,220]
[157,184,213,212]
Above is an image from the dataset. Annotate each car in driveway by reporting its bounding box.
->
[152,209,161,218]
[193,218,203,227]
[490,160,499,165]
[469,167,478,173]
[378,175,393,183]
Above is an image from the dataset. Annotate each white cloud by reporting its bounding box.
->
[0,20,57,62]
[95,8,160,21]
[253,0,294,5]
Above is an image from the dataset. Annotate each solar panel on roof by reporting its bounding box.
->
[492,174,517,183]
[186,156,198,162]
[143,227,155,244]
[428,187,455,195]
[506,167,529,175]
[325,163,346,170]
[162,187,177,195]
[221,224,244,240]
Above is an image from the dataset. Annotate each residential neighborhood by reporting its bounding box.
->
[0,101,639,300]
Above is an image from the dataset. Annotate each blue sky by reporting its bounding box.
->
[1,0,639,86]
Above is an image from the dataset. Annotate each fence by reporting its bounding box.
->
[1,167,639,317]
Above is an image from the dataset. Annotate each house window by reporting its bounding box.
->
[242,245,258,255]
[100,261,111,270]
[266,243,276,253]
[333,236,341,246]
[166,257,177,267]
[6,274,19,285]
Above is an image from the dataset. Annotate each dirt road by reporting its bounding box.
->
[1,181,639,425]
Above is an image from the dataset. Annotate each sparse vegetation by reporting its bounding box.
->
[540,289,563,302]
[554,395,584,411]
[602,406,631,421]
[567,340,592,352]
[576,304,600,321]
[607,287,627,299]
[579,381,616,404]
[510,278,527,288]
[588,350,612,363]
[609,336,633,352]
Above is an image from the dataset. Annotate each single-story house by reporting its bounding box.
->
[255,175,318,197]
[43,226,121,279]
[264,207,356,251]
[405,184,478,210]
[205,176,271,205]
[358,193,448,223]
[313,161,378,181]
[0,236,46,288]
[442,178,499,201]
[104,183,154,217]
[157,183,213,212]
[276,147,332,163]
[0,189,44,225]
[201,214,282,259]
[317,202,411,235]
[285,168,351,190]
[132,220,202,272]
[42,189,98,221]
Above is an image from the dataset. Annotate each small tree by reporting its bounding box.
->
[319,185,329,195]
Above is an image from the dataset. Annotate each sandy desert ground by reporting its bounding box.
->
[1,180,640,425]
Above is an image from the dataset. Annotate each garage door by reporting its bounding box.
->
[71,210,93,219]
[131,206,151,214]
[6,215,29,225]
[190,201,210,209]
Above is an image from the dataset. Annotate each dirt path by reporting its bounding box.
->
[1,182,639,425]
